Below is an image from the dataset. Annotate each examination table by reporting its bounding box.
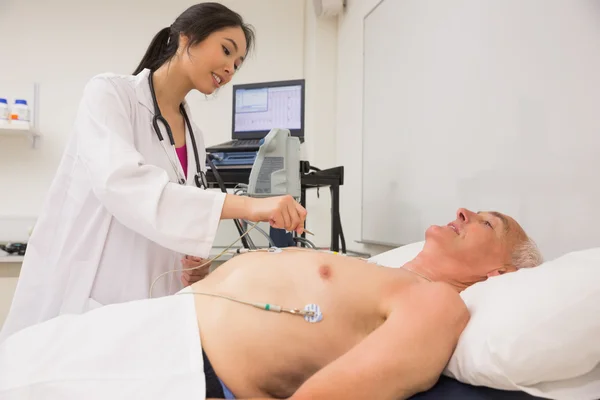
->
[409,376,546,399]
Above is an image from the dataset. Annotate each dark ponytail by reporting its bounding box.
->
[133,3,255,75]
[133,27,178,75]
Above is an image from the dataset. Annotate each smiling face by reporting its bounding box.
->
[179,26,248,95]
[424,208,528,277]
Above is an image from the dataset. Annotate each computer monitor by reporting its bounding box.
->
[232,79,305,142]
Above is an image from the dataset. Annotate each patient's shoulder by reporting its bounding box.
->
[390,281,469,328]
[429,282,469,319]
[427,281,465,304]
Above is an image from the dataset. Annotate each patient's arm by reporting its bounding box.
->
[287,282,469,400]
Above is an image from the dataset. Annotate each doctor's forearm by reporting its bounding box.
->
[220,194,252,220]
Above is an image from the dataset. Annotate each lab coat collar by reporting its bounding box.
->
[134,68,154,114]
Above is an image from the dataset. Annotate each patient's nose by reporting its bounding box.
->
[456,208,472,223]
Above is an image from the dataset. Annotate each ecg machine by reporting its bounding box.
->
[206,79,305,157]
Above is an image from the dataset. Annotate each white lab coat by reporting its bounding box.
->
[0,68,226,342]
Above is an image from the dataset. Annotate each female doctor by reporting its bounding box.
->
[0,3,307,341]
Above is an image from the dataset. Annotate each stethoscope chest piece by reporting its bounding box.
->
[195,171,208,189]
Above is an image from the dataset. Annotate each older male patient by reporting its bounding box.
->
[0,208,542,400]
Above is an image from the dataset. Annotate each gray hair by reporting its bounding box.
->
[511,238,543,269]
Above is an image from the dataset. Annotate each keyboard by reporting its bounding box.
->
[214,139,261,147]
[231,139,260,147]
[206,139,262,153]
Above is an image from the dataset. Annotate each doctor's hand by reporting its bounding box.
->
[247,195,308,234]
[181,256,211,286]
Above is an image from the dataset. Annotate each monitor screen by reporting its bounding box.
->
[232,79,305,141]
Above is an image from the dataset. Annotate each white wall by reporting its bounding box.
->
[337,0,600,259]
[336,0,396,256]
[0,264,20,327]
[301,0,339,243]
[360,0,600,259]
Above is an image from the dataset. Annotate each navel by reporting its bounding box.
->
[319,265,332,280]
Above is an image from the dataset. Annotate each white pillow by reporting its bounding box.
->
[368,241,424,267]
[369,245,600,400]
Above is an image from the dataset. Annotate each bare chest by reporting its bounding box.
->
[194,252,406,397]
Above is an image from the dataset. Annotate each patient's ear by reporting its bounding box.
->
[486,265,517,278]
[487,269,502,278]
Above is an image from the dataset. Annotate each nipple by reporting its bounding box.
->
[319,265,332,280]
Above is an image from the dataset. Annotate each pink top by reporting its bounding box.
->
[175,144,188,177]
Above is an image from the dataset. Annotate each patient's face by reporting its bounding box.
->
[425,208,527,275]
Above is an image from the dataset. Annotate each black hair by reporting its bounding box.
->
[133,2,255,75]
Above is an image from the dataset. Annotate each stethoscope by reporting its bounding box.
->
[148,71,209,188]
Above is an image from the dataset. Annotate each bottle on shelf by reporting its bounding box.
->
[9,99,30,128]
[0,98,9,126]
